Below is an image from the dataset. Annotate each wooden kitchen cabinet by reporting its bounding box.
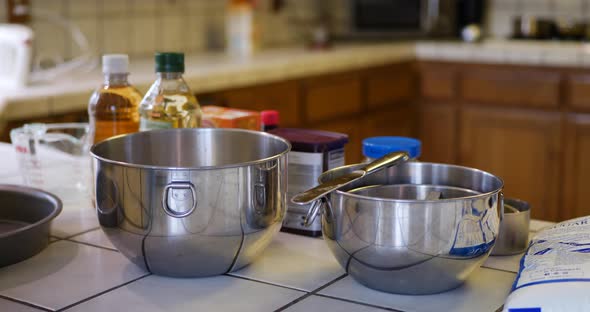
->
[310,118,363,164]
[566,72,590,112]
[363,106,416,139]
[365,63,416,110]
[460,66,561,109]
[460,107,562,221]
[219,81,301,127]
[418,103,457,164]
[563,114,590,220]
[302,72,362,124]
[419,62,456,100]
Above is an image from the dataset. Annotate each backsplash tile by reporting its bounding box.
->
[101,16,130,54]
[7,0,335,62]
[131,16,158,56]
[23,0,321,61]
[488,0,590,38]
[22,0,590,59]
[69,17,99,57]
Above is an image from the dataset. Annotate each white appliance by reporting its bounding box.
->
[0,24,33,88]
[0,9,95,89]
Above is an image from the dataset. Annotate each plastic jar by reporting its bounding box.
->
[362,136,422,162]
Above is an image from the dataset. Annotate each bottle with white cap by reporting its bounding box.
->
[88,54,142,144]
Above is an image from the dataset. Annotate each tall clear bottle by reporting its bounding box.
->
[88,54,142,143]
[139,52,201,130]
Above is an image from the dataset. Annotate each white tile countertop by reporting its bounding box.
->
[415,39,590,67]
[0,142,554,312]
[3,39,590,121]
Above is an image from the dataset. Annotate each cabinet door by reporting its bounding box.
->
[460,66,560,109]
[363,106,416,139]
[302,72,362,124]
[563,114,590,219]
[221,81,301,127]
[310,118,362,165]
[418,103,457,164]
[365,63,416,111]
[460,107,562,221]
[566,73,590,112]
[419,62,456,100]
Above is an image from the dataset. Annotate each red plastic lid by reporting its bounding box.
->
[261,110,280,126]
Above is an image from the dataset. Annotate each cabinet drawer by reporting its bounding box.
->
[419,63,456,100]
[303,73,362,123]
[460,67,560,108]
[363,106,416,139]
[566,73,590,111]
[309,118,362,164]
[220,81,301,127]
[366,64,416,110]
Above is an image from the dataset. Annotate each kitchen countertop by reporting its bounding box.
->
[0,142,554,312]
[3,39,590,121]
[0,43,416,121]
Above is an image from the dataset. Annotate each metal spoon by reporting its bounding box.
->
[291,151,409,205]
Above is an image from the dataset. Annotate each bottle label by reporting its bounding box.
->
[140,118,173,131]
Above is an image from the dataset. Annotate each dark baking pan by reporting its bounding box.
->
[0,184,62,267]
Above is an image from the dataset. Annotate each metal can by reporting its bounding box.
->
[269,128,348,237]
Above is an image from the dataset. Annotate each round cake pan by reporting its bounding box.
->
[0,184,62,268]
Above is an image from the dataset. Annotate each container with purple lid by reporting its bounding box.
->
[269,128,348,236]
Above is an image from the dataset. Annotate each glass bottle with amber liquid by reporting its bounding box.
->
[139,52,201,130]
[88,54,142,144]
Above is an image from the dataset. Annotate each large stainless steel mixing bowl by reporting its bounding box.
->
[316,162,504,294]
[90,128,290,277]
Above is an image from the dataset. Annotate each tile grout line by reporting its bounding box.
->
[225,274,305,293]
[59,227,101,241]
[273,274,348,312]
[481,266,519,275]
[63,239,119,253]
[314,293,405,312]
[0,294,53,312]
[56,273,152,312]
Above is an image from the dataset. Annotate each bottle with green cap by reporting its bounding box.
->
[139,52,201,130]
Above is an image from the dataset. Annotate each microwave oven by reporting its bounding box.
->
[348,0,457,38]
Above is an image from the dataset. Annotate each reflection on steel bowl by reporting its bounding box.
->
[316,162,504,294]
[90,128,290,277]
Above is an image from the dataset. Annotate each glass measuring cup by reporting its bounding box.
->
[10,123,92,203]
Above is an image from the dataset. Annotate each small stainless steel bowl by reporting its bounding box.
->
[316,162,504,295]
[490,198,530,256]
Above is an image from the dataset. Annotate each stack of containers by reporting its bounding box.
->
[269,128,348,237]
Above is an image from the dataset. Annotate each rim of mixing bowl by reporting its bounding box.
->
[319,162,504,203]
[90,128,291,170]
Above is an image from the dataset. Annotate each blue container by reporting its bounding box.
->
[362,136,421,160]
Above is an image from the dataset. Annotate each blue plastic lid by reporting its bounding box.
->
[362,136,422,159]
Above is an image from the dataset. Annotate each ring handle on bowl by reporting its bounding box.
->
[162,182,197,218]
[304,197,331,227]
[304,199,322,227]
